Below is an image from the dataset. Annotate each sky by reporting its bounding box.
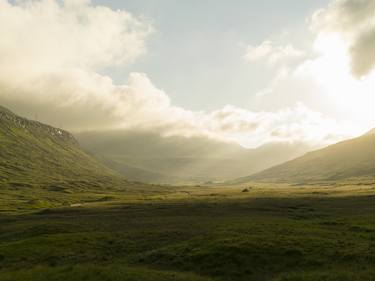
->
[0,0,375,148]
[94,0,329,110]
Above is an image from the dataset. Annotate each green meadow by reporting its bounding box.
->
[2,183,375,281]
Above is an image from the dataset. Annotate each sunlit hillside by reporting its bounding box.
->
[244,130,375,183]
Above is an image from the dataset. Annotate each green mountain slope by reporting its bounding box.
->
[0,105,119,191]
[245,131,375,183]
[76,130,311,184]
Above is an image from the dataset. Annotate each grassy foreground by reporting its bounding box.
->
[1,183,375,281]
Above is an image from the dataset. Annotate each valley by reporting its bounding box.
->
[76,130,310,184]
[2,0,375,280]
[2,105,375,280]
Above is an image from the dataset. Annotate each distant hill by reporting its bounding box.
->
[95,154,174,183]
[0,105,121,192]
[242,131,375,183]
[75,130,311,184]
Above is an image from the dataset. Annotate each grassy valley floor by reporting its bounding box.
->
[2,182,375,281]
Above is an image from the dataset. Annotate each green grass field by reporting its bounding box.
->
[2,183,375,281]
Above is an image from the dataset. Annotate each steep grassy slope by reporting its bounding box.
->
[0,105,202,212]
[76,130,310,184]
[246,131,375,183]
[0,105,121,192]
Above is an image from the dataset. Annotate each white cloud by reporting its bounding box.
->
[0,0,152,128]
[311,0,375,78]
[0,0,355,149]
[244,40,305,66]
[249,1,375,139]
[0,0,151,75]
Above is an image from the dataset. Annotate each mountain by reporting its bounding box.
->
[75,130,311,184]
[0,105,121,192]
[365,128,375,135]
[243,131,375,183]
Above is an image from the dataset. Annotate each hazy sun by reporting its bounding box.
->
[304,33,375,136]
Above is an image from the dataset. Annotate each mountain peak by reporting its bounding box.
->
[0,105,15,115]
[0,105,76,145]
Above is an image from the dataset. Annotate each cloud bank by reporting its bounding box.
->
[0,0,356,148]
